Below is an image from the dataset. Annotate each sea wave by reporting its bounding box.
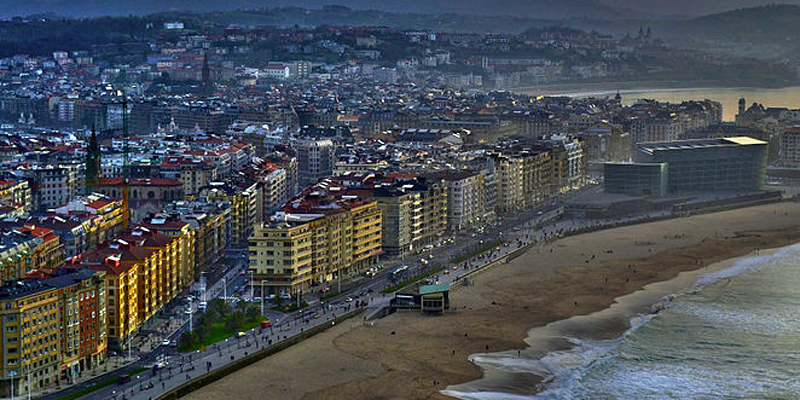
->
[444,243,800,400]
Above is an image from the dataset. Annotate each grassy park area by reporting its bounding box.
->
[178,299,266,352]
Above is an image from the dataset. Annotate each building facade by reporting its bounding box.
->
[249,185,381,296]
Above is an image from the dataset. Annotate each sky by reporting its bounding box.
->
[603,0,800,16]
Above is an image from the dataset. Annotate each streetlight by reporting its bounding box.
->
[260,280,265,316]
[222,278,227,302]
[9,370,15,400]
[249,269,253,301]
[188,298,194,332]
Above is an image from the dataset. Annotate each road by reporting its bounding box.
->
[61,183,683,400]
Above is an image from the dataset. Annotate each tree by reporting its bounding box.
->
[206,298,230,320]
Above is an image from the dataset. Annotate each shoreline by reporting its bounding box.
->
[180,202,800,400]
[444,244,793,399]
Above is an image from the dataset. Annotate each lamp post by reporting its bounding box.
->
[260,280,265,316]
[188,298,193,332]
[249,269,253,301]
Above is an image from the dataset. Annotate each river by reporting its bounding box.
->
[521,86,800,121]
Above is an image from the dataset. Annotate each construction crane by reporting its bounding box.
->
[85,97,131,229]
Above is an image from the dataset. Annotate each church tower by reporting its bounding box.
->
[85,127,102,192]
[201,53,213,96]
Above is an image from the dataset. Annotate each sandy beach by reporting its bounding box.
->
[182,201,800,400]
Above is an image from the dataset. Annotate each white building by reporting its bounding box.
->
[262,65,291,80]
[781,127,800,168]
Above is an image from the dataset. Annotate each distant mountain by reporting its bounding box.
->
[671,4,800,43]
[0,0,643,20]
[599,0,800,18]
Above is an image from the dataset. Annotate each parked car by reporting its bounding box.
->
[260,320,271,328]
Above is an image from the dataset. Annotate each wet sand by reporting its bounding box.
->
[182,201,800,400]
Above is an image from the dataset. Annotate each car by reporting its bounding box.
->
[198,301,207,310]
[236,331,246,338]
[279,293,291,300]
[537,211,543,216]
[443,269,450,274]
[184,308,192,315]
[313,313,321,319]
[452,266,458,271]
[346,297,353,302]
[169,340,178,347]
[260,320,271,328]
[161,339,171,346]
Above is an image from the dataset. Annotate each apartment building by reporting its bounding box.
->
[160,156,217,196]
[367,175,447,256]
[199,180,260,248]
[0,269,106,397]
[0,179,33,213]
[249,183,381,296]
[26,164,83,211]
[422,172,485,231]
[0,231,41,281]
[295,139,335,187]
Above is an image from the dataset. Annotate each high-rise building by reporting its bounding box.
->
[295,139,335,188]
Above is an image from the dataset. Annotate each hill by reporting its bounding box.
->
[0,0,641,20]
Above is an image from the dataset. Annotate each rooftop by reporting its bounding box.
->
[638,137,766,154]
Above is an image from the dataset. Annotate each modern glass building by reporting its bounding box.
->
[605,137,767,196]
[604,162,668,197]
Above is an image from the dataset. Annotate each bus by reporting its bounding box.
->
[390,265,410,281]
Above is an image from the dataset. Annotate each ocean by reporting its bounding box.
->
[443,243,800,400]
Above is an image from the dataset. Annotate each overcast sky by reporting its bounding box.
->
[603,0,800,16]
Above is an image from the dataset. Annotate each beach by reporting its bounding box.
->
[181,201,800,400]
